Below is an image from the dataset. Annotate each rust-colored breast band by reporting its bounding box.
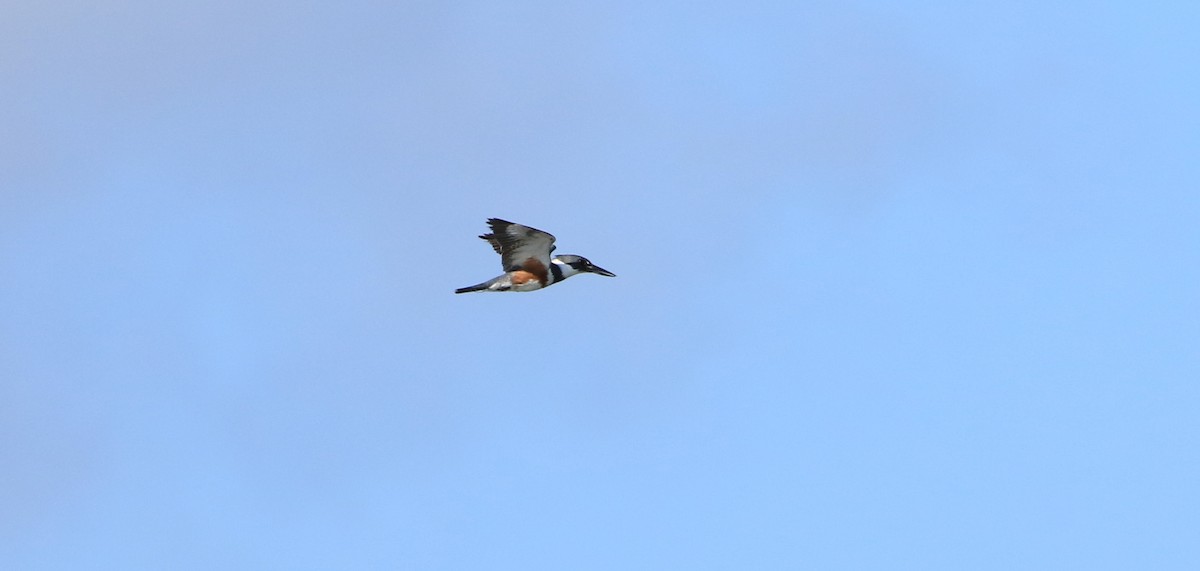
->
[520,258,549,285]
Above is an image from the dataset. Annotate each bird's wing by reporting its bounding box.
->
[478,233,504,255]
[483,218,556,279]
[479,232,556,256]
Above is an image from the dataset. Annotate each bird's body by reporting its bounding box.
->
[455,218,615,294]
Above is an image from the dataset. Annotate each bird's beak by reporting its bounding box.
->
[590,265,616,277]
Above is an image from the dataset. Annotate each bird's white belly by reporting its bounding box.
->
[510,280,544,292]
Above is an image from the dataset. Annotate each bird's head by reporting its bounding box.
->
[553,255,616,278]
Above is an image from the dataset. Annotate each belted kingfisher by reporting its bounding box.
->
[455,218,615,294]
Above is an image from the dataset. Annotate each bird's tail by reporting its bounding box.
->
[454,282,489,294]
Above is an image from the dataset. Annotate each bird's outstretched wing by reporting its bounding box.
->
[478,234,503,255]
[479,218,556,281]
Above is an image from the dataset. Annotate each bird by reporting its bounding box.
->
[455,218,615,294]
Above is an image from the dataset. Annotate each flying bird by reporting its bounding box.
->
[455,218,615,294]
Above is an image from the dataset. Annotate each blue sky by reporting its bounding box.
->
[2,1,1198,569]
